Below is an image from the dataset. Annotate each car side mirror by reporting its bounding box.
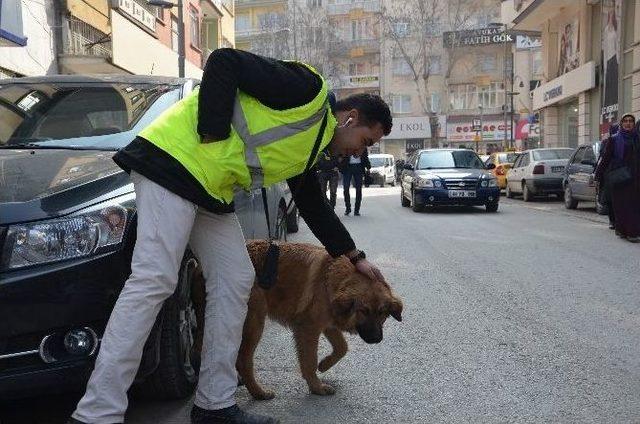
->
[581,159,596,166]
[486,163,496,170]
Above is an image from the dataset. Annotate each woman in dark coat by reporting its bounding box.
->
[595,113,640,242]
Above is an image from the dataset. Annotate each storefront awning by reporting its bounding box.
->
[512,0,579,31]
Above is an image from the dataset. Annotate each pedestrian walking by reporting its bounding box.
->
[595,113,640,242]
[597,124,618,229]
[69,48,392,424]
[340,149,371,216]
[316,150,341,209]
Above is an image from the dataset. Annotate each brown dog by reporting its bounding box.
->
[237,240,403,400]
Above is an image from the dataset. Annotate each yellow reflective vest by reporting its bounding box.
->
[138,65,337,204]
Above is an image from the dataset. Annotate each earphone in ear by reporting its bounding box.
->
[341,117,353,128]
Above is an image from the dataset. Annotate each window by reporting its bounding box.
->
[478,82,505,108]
[393,57,412,76]
[513,155,523,168]
[235,14,250,32]
[391,95,412,113]
[258,13,284,30]
[583,146,596,163]
[570,147,585,164]
[349,63,365,75]
[417,150,484,170]
[427,56,441,74]
[351,20,367,40]
[521,154,530,167]
[171,17,179,53]
[392,22,409,38]
[308,0,322,6]
[430,93,441,113]
[532,149,574,161]
[449,84,477,110]
[532,49,543,75]
[425,20,441,36]
[189,8,200,49]
[479,54,496,72]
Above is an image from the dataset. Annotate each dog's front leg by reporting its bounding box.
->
[318,328,348,373]
[293,325,336,396]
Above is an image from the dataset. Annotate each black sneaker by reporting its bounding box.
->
[191,404,279,424]
[609,223,615,230]
[354,211,360,216]
[344,209,351,216]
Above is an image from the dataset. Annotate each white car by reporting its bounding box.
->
[505,148,574,201]
[367,153,397,187]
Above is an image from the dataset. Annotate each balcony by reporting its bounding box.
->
[58,18,122,74]
[331,74,380,89]
[329,38,380,56]
[327,0,380,16]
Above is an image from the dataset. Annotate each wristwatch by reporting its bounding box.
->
[349,250,366,265]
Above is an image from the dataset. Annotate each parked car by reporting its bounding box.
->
[368,153,396,187]
[563,142,608,213]
[400,149,500,212]
[505,148,574,201]
[0,75,297,399]
[485,151,518,189]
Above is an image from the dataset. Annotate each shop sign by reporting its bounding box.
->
[385,115,447,140]
[532,61,595,109]
[443,27,514,48]
[447,120,513,142]
[406,139,424,151]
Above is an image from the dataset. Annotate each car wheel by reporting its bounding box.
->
[275,203,287,241]
[380,181,385,187]
[391,178,396,187]
[286,205,299,233]
[505,183,514,198]
[411,190,423,212]
[564,186,578,209]
[486,202,499,212]
[522,182,532,202]
[133,251,199,400]
[595,197,608,215]
[401,188,410,207]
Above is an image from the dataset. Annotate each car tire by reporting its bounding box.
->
[564,184,578,209]
[411,190,423,212]
[486,202,499,212]
[380,181,385,188]
[132,251,199,400]
[505,183,514,198]
[522,182,532,202]
[391,178,396,187]
[286,205,299,233]
[275,203,288,241]
[595,198,608,215]
[401,188,410,207]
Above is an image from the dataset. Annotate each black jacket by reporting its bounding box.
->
[113,48,355,257]
[338,149,371,172]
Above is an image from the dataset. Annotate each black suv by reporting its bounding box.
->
[0,76,297,399]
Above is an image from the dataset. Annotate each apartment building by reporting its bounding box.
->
[0,0,235,78]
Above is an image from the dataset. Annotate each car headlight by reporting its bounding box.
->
[1,196,133,271]
[416,177,435,188]
[481,179,498,188]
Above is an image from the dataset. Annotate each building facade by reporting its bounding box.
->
[0,0,236,79]
[505,0,639,148]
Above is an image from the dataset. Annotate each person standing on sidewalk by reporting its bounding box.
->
[69,48,392,424]
[316,150,341,209]
[341,148,371,216]
[595,113,640,242]
[597,124,618,229]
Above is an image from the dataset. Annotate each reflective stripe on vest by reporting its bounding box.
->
[232,96,328,189]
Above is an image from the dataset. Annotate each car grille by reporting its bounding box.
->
[443,179,478,190]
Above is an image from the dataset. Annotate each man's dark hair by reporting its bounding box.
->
[335,93,393,136]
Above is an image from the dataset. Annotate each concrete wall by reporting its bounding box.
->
[0,0,57,76]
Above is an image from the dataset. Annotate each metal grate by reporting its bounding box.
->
[65,18,111,57]
[443,179,478,190]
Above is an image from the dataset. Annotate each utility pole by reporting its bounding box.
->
[149,0,185,78]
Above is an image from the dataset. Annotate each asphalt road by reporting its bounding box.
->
[3,187,639,424]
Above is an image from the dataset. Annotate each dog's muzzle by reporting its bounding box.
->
[356,322,383,344]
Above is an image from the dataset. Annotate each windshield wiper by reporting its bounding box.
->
[0,143,115,151]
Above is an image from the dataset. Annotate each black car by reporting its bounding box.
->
[0,75,298,399]
[400,149,500,212]
[563,142,608,214]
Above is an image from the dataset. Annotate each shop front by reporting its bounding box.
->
[381,115,446,159]
[446,116,514,154]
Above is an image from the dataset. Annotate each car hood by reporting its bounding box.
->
[0,149,132,225]
[415,168,491,179]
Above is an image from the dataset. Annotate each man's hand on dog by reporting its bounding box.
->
[355,259,385,282]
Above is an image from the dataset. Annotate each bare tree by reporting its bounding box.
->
[380,0,482,145]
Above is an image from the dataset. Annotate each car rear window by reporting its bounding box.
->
[0,82,181,149]
[497,153,518,164]
[532,149,574,161]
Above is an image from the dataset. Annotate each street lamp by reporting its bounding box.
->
[489,22,512,150]
[148,0,185,78]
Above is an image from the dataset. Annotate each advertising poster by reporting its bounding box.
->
[600,0,622,138]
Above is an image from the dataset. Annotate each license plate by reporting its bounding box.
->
[448,190,476,198]
[552,166,564,173]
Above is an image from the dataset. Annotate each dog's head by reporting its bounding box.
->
[327,258,403,344]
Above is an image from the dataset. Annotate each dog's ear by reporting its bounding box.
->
[388,296,403,322]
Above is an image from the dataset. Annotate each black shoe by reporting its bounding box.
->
[609,223,615,230]
[344,209,351,216]
[354,211,360,216]
[191,405,279,424]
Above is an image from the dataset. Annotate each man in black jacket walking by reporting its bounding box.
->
[317,151,341,208]
[341,149,371,216]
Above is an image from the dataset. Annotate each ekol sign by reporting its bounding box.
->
[443,27,514,48]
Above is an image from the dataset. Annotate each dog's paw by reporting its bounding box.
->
[252,389,276,401]
[310,383,336,396]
